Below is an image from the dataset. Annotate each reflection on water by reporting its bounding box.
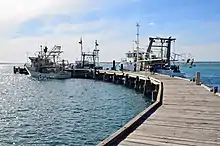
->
[0,64,150,145]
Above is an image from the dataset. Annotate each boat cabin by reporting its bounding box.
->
[125,51,145,62]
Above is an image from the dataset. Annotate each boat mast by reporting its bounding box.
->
[161,40,165,60]
[132,40,135,52]
[79,37,83,62]
[40,45,43,58]
[136,22,140,63]
[25,52,29,63]
[94,40,99,66]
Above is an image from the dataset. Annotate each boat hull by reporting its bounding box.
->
[156,69,186,78]
[25,66,72,79]
[120,62,141,71]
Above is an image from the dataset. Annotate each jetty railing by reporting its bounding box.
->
[98,76,164,146]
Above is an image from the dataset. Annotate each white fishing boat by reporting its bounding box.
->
[25,45,72,79]
[120,23,143,71]
[120,23,191,78]
[141,36,186,78]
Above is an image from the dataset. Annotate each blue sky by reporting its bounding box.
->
[0,0,220,62]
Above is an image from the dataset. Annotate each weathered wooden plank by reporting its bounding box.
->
[151,107,220,116]
[148,115,220,126]
[143,119,220,131]
[119,140,157,146]
[117,72,220,146]
[126,133,220,146]
[134,125,220,142]
[160,105,220,113]
[122,137,194,146]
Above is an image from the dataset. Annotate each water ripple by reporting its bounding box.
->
[0,64,150,145]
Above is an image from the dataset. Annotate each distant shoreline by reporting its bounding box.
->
[0,61,220,65]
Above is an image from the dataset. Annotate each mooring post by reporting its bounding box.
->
[120,64,123,71]
[112,60,116,71]
[195,71,201,85]
[213,86,218,93]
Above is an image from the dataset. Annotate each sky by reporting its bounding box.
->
[0,0,220,63]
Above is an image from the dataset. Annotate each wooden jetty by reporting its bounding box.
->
[98,71,220,146]
[13,66,220,145]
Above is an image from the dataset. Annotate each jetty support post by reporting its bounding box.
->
[129,77,136,89]
[144,79,152,96]
[113,73,118,84]
[139,79,145,93]
[118,73,124,85]
[93,68,97,80]
[135,76,140,92]
[96,70,100,80]
[103,72,106,81]
[124,74,129,87]
[109,74,113,82]
[151,84,159,103]
[195,71,201,85]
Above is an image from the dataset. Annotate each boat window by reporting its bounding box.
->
[126,53,133,58]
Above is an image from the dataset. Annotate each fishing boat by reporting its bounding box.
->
[120,23,187,78]
[120,23,143,71]
[24,45,72,79]
[74,38,102,69]
[141,36,186,78]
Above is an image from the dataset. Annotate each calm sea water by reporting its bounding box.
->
[0,64,150,146]
[180,62,220,90]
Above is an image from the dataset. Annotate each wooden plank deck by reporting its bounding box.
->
[119,74,220,146]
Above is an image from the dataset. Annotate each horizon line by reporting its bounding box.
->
[1,61,220,64]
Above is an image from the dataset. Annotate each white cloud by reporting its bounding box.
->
[0,0,140,63]
[0,0,98,37]
[0,0,219,63]
[0,31,134,63]
[149,22,155,26]
[0,12,137,62]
